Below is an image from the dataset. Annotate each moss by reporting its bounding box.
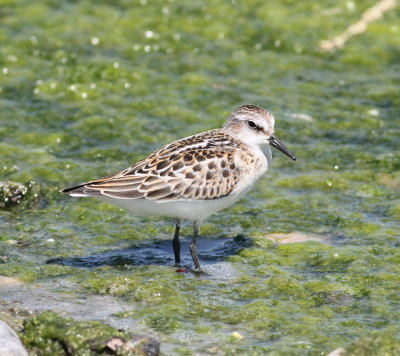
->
[388,204,400,219]
[20,311,133,356]
[0,181,41,210]
[346,328,400,356]
[1,0,400,354]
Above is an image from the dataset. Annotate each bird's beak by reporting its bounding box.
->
[268,134,296,161]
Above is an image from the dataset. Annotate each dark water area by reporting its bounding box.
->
[47,235,252,268]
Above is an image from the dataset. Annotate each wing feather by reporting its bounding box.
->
[61,129,248,201]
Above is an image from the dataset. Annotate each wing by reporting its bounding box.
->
[61,130,245,202]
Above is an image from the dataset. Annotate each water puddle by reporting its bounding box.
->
[46,235,252,269]
[0,282,134,326]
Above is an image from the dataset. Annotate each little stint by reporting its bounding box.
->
[61,105,296,271]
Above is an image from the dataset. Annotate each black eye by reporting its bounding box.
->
[248,120,257,129]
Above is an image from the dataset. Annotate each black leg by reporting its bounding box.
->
[172,218,181,266]
[189,221,201,271]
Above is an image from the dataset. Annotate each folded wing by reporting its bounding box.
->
[61,130,243,202]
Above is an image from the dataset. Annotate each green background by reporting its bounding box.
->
[0,0,399,354]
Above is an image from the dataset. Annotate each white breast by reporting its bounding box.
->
[228,144,270,201]
[97,144,272,222]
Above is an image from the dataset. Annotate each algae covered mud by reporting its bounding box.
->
[1,0,399,354]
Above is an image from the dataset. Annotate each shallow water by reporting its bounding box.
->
[47,234,252,268]
[1,0,400,354]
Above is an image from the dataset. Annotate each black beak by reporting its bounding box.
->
[268,134,296,161]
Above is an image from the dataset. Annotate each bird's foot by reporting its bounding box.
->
[173,263,188,273]
[191,266,206,274]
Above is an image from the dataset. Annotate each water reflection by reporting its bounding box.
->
[47,235,251,268]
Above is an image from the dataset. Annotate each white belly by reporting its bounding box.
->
[99,192,242,222]
[98,145,271,222]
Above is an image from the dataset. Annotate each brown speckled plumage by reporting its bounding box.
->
[63,129,258,201]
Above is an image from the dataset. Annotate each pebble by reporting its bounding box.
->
[232,331,244,339]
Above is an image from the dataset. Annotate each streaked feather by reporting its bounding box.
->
[61,129,257,202]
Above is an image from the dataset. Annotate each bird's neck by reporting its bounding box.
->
[260,144,272,167]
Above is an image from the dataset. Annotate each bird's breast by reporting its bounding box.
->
[227,145,269,200]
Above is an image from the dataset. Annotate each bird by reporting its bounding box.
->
[61,105,296,271]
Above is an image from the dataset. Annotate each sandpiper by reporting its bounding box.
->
[61,105,296,271]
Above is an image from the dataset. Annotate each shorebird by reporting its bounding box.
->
[61,105,296,271]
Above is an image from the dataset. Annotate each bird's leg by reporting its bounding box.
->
[172,218,181,267]
[189,221,201,272]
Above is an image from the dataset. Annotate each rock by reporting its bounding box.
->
[264,232,330,244]
[123,334,160,356]
[0,276,22,286]
[106,337,125,351]
[0,320,28,356]
[104,335,160,356]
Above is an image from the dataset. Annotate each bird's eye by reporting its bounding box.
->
[247,121,257,129]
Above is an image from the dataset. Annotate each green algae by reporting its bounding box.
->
[0,180,41,210]
[20,311,158,356]
[1,0,400,354]
[346,327,400,356]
